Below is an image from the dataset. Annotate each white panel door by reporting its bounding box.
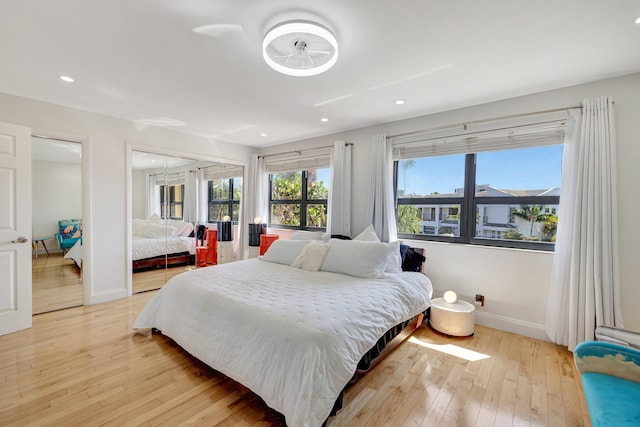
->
[0,122,31,336]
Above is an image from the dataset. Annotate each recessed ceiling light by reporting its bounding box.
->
[260,133,268,137]
[263,20,338,77]
[635,15,640,24]
[59,75,75,83]
[320,117,329,122]
[394,99,405,105]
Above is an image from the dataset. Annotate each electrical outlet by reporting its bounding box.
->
[475,294,485,307]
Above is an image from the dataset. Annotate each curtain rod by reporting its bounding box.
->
[389,105,583,140]
[258,142,352,159]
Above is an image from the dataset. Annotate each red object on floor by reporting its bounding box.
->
[196,246,207,267]
[206,247,217,265]
[206,229,218,248]
[259,234,279,256]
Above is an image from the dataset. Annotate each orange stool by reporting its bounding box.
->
[259,234,279,256]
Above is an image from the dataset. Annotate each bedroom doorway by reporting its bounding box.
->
[31,136,83,314]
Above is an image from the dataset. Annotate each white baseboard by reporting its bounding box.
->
[87,288,128,305]
[474,311,550,342]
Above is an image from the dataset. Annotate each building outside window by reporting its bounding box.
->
[269,168,330,230]
[395,144,563,250]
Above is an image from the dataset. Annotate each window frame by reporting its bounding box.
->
[395,151,560,251]
[268,170,328,231]
[207,177,241,223]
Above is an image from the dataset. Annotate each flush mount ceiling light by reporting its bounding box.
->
[59,75,75,83]
[262,20,338,77]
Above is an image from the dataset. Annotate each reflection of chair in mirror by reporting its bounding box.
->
[55,219,82,253]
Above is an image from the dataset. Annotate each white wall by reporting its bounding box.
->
[131,169,147,220]
[259,72,640,339]
[32,159,82,252]
[0,91,252,305]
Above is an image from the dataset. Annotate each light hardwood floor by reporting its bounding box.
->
[0,292,590,426]
[32,253,83,314]
[32,252,187,313]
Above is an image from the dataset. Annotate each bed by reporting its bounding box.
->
[131,218,196,272]
[64,238,82,268]
[133,238,432,427]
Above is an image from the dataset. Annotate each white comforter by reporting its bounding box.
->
[133,258,432,427]
[132,235,194,261]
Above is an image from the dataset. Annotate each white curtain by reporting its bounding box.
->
[546,97,623,351]
[327,141,352,236]
[243,154,268,257]
[366,134,397,242]
[183,169,197,224]
[147,174,160,218]
[196,168,207,225]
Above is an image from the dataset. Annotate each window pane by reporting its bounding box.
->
[307,168,330,200]
[397,155,465,198]
[210,179,230,200]
[232,203,240,222]
[270,203,301,226]
[397,204,461,237]
[209,204,227,222]
[306,204,327,228]
[475,203,558,243]
[232,178,242,201]
[476,145,563,194]
[271,172,302,200]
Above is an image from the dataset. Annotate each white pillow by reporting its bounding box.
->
[289,231,325,241]
[384,240,402,274]
[291,241,330,272]
[147,213,161,223]
[260,240,311,265]
[353,224,380,242]
[132,219,149,237]
[179,222,194,237]
[142,223,178,238]
[320,239,394,278]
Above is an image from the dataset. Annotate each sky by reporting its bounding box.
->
[398,144,564,196]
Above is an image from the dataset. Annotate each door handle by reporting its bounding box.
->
[11,236,28,244]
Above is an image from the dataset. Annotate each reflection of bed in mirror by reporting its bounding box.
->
[132,219,195,272]
[64,239,83,268]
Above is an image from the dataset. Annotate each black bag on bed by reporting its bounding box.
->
[400,244,426,272]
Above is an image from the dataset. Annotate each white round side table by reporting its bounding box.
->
[429,297,475,336]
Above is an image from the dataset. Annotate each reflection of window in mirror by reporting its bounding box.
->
[160,184,185,219]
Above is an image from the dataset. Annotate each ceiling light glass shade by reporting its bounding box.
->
[263,21,338,77]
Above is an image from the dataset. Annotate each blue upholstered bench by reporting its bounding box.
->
[574,340,640,426]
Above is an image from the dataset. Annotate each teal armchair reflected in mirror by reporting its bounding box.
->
[55,219,82,253]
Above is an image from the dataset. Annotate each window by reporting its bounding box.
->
[208,177,242,222]
[269,168,330,229]
[396,144,563,250]
[159,184,184,220]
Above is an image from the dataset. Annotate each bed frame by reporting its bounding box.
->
[132,252,195,272]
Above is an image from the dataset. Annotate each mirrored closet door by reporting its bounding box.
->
[131,151,243,294]
[31,136,83,314]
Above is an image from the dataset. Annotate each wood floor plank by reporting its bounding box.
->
[0,292,591,427]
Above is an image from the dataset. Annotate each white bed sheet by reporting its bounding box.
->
[132,235,195,261]
[133,258,432,427]
[64,239,82,267]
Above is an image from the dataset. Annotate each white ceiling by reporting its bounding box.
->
[3,1,640,148]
